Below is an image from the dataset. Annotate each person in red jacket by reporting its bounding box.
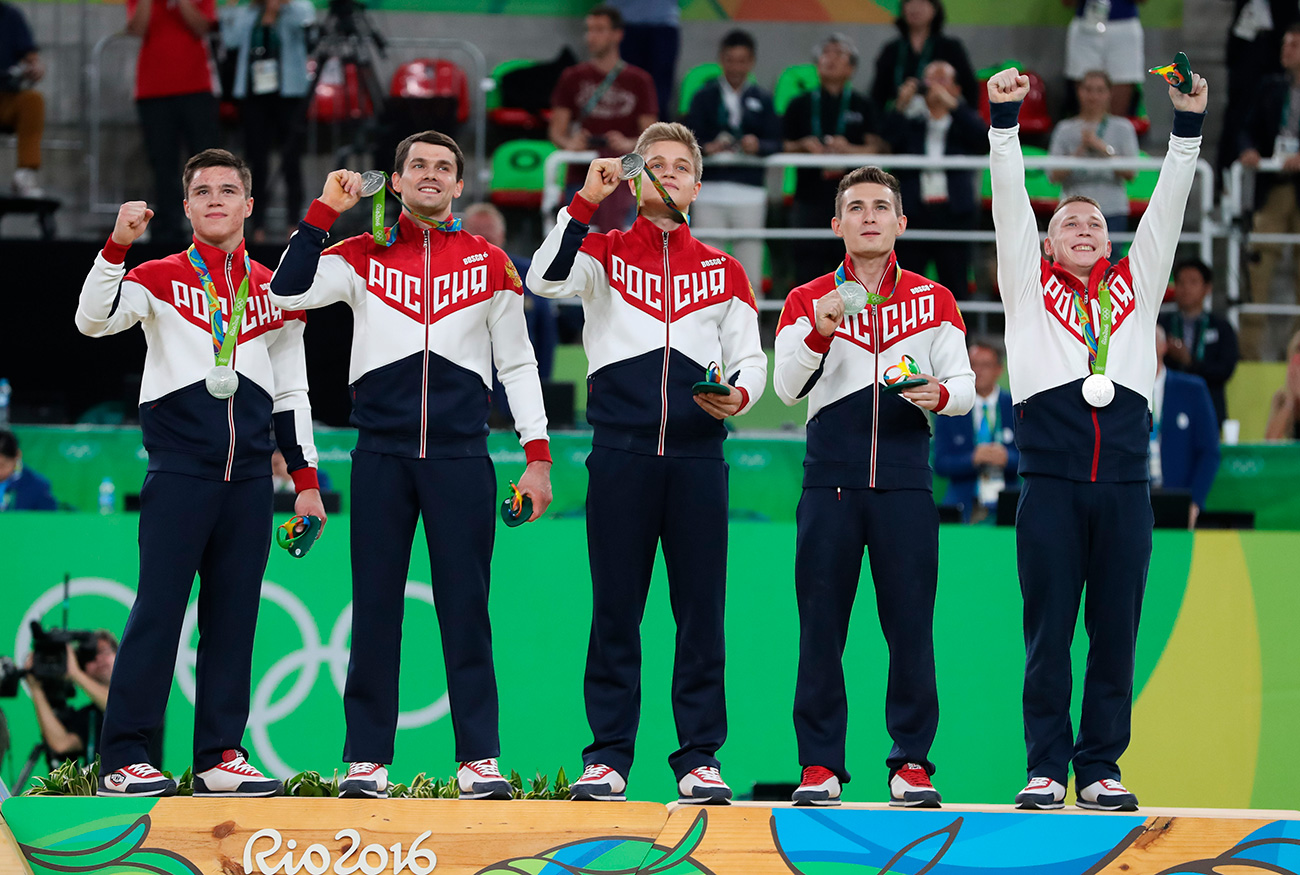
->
[773,165,974,808]
[529,122,767,805]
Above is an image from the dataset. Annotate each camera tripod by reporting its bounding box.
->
[306,0,389,167]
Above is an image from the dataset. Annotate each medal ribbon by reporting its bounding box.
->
[834,252,901,305]
[372,183,461,247]
[633,163,690,226]
[1070,270,1114,375]
[187,245,252,367]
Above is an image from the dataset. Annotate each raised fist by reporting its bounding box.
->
[987,68,1031,104]
[1169,73,1208,115]
[321,170,364,213]
[111,201,154,246]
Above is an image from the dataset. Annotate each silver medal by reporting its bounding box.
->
[619,153,646,180]
[206,365,239,399]
[837,281,868,317]
[360,170,388,198]
[1081,373,1114,407]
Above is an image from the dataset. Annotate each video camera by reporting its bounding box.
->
[0,621,99,706]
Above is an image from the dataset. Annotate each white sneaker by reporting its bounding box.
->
[1015,776,1066,809]
[12,168,42,198]
[792,765,841,806]
[194,750,282,796]
[97,763,177,797]
[339,762,389,799]
[569,763,627,801]
[889,763,941,808]
[677,766,732,805]
[457,758,513,800]
[1076,778,1139,811]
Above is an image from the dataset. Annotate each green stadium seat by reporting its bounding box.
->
[773,63,818,115]
[489,139,558,210]
[677,63,721,118]
[1127,149,1159,220]
[979,144,1061,217]
[487,58,539,111]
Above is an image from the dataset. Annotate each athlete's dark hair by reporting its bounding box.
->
[393,130,465,181]
[182,149,252,199]
[835,165,903,217]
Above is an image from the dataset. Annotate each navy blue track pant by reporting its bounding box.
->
[101,472,271,774]
[793,487,940,785]
[582,446,728,781]
[343,449,499,765]
[1016,475,1152,789]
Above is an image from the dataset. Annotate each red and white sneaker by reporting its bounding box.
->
[889,763,941,807]
[194,750,282,797]
[1015,776,1066,810]
[569,764,627,802]
[97,763,177,797]
[677,766,732,805]
[792,766,841,806]
[339,762,390,799]
[458,758,514,800]
[1076,778,1139,811]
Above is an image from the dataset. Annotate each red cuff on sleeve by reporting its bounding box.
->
[735,386,750,410]
[291,467,320,493]
[304,199,340,231]
[102,238,130,265]
[804,326,834,354]
[935,383,951,413]
[524,439,553,465]
[568,193,599,225]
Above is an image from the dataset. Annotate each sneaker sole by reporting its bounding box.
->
[889,797,942,808]
[338,785,389,799]
[1015,798,1065,810]
[791,793,841,807]
[677,794,732,805]
[95,786,176,798]
[459,787,514,801]
[1076,799,1138,812]
[569,788,626,802]
[193,788,284,798]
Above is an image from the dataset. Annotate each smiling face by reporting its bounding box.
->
[634,139,702,216]
[392,142,463,220]
[183,167,252,246]
[1045,199,1111,276]
[832,181,906,259]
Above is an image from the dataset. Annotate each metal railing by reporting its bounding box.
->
[540,150,1218,311]
[1222,157,1300,327]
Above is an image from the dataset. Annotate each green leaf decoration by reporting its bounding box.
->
[22,818,149,870]
[642,811,708,874]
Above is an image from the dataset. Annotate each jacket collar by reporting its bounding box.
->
[626,213,694,252]
[392,208,459,246]
[190,235,248,284]
[1049,256,1112,297]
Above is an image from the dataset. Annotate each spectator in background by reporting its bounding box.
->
[461,202,557,418]
[221,0,315,244]
[884,60,987,299]
[1152,326,1221,529]
[934,339,1019,522]
[1064,0,1146,118]
[0,430,57,511]
[25,631,116,768]
[128,0,220,247]
[869,0,977,115]
[1158,258,1239,426]
[1049,71,1139,233]
[1238,23,1300,360]
[1265,330,1300,438]
[0,2,46,197]
[783,34,886,284]
[682,30,781,292]
[608,0,677,126]
[1221,0,1299,175]
[549,4,657,232]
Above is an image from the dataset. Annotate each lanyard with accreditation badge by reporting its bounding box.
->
[188,245,252,399]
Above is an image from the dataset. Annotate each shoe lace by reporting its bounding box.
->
[125,763,163,778]
[1027,777,1053,789]
[800,766,835,785]
[348,762,381,776]
[581,764,611,780]
[223,756,262,776]
[896,764,932,787]
[691,766,722,781]
[465,759,502,777]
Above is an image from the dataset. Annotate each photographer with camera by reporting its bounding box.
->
[24,631,115,766]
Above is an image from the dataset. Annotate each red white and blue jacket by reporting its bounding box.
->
[989,101,1204,482]
[774,255,975,490]
[527,195,767,458]
[76,236,319,488]
[268,202,550,463]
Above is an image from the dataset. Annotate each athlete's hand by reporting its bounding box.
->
[694,384,745,420]
[901,374,944,410]
[516,460,553,522]
[813,290,845,338]
[1169,72,1207,115]
[111,201,154,246]
[987,68,1030,104]
[294,488,327,534]
[578,157,624,206]
[321,170,364,213]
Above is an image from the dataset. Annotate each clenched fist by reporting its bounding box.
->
[578,157,626,206]
[321,170,365,213]
[987,68,1031,104]
[111,201,154,246]
[1168,73,1208,115]
[814,290,845,338]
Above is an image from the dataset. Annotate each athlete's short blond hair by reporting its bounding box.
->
[635,122,704,184]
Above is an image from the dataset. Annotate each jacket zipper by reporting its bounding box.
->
[657,231,671,457]
[420,230,431,459]
[222,251,236,482]
[869,301,880,488]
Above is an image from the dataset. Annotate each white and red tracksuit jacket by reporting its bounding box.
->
[774,254,974,490]
[76,236,319,488]
[989,100,1204,482]
[528,194,766,458]
[268,202,550,463]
